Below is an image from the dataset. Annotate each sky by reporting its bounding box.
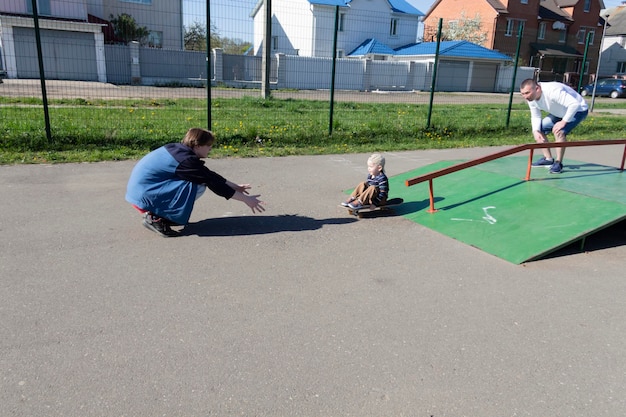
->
[183,0,625,43]
[183,0,435,41]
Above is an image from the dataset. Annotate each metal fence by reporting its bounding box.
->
[0,0,604,146]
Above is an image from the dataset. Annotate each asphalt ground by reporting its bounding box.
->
[1,145,625,417]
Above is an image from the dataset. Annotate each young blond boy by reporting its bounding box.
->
[342,153,389,210]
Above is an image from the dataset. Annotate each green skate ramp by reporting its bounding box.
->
[390,157,626,264]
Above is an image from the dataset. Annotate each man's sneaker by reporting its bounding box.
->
[142,213,178,237]
[532,157,554,167]
[549,161,563,174]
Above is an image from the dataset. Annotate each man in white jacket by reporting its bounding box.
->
[520,79,589,174]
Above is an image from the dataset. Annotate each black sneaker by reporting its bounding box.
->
[142,213,179,237]
[549,161,563,174]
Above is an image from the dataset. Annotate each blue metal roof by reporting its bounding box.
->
[308,0,351,6]
[394,41,512,61]
[387,0,424,15]
[347,39,512,61]
[348,38,397,56]
[308,0,423,15]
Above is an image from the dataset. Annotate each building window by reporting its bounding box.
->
[588,29,595,44]
[617,62,626,73]
[339,13,345,32]
[27,0,51,15]
[505,19,514,36]
[538,22,546,40]
[505,19,525,37]
[577,27,595,44]
[583,0,591,12]
[120,0,153,4]
[521,0,528,4]
[390,18,398,36]
[336,50,344,58]
[272,36,278,50]
[559,29,567,43]
[147,31,162,48]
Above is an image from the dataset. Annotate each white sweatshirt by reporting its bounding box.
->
[528,82,588,132]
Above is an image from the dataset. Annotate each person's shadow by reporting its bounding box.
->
[181,198,436,236]
[181,214,357,237]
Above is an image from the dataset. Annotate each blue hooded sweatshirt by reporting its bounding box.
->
[126,143,235,225]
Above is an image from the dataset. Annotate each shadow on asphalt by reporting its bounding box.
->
[542,219,626,260]
[181,214,358,236]
[353,199,437,218]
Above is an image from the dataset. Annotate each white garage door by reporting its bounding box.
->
[436,60,470,92]
[471,62,497,92]
[13,27,98,81]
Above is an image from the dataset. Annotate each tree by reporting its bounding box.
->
[219,37,252,55]
[184,21,252,55]
[441,12,488,46]
[184,21,220,51]
[109,13,150,45]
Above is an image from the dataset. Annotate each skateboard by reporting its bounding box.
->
[342,197,404,218]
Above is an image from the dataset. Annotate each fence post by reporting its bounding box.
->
[30,0,51,142]
[95,32,107,83]
[363,59,372,92]
[261,0,272,99]
[329,5,339,136]
[206,0,212,129]
[212,49,223,82]
[426,18,442,129]
[506,24,523,128]
[276,53,286,88]
[129,41,141,85]
[408,61,417,91]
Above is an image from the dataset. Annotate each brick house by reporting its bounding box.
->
[423,0,606,85]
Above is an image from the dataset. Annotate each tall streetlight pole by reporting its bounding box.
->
[590,14,609,112]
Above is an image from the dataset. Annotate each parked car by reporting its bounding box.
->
[580,78,626,98]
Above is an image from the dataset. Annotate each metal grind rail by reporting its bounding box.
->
[405,140,626,213]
